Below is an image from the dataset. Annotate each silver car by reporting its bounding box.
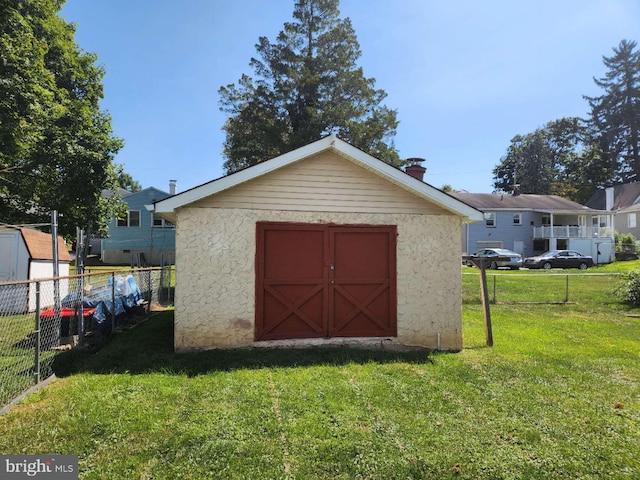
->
[469,248,523,270]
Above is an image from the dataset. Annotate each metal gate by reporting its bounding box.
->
[255,222,397,340]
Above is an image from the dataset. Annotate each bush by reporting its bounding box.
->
[615,231,639,253]
[618,269,640,305]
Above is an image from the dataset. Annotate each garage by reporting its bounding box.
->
[256,222,396,340]
[153,135,482,351]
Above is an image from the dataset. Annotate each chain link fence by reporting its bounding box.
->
[0,267,173,408]
[462,271,622,304]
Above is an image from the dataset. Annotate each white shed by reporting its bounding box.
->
[0,227,71,313]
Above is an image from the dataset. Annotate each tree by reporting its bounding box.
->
[114,163,142,192]
[0,0,123,237]
[585,39,640,183]
[492,118,612,203]
[219,0,400,173]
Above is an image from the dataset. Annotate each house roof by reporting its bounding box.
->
[451,192,605,214]
[585,182,640,211]
[618,203,640,213]
[129,186,171,197]
[103,187,171,201]
[14,227,71,262]
[154,135,483,223]
[101,188,133,199]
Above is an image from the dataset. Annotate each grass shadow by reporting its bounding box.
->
[53,311,433,378]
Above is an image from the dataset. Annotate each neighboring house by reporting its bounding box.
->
[451,191,615,264]
[0,226,71,312]
[88,188,133,258]
[154,135,482,352]
[586,182,640,239]
[101,186,176,265]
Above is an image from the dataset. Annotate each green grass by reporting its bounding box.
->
[0,271,639,479]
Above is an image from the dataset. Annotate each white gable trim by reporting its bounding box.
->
[155,135,482,222]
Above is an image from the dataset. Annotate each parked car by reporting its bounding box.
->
[523,250,594,270]
[466,248,523,270]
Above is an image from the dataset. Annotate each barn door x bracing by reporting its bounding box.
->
[256,222,397,341]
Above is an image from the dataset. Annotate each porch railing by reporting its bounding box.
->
[533,226,614,239]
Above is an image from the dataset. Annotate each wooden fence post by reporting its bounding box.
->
[478,259,494,347]
[465,256,494,347]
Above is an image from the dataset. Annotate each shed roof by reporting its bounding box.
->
[18,228,71,262]
[154,135,483,223]
[451,192,604,213]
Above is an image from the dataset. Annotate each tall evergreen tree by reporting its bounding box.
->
[584,39,640,182]
[219,0,400,173]
[0,0,126,237]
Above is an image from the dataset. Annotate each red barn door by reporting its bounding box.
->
[256,222,396,340]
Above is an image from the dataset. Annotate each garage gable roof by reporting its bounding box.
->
[155,135,483,222]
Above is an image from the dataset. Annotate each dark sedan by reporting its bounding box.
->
[523,250,594,270]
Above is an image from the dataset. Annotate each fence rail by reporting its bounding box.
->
[462,271,622,304]
[0,267,174,409]
[533,225,613,239]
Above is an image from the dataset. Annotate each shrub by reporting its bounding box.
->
[615,231,639,253]
[618,269,640,305]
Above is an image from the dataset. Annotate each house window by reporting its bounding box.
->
[152,214,174,228]
[117,210,140,227]
[485,212,496,227]
[513,213,522,225]
[592,215,609,228]
[629,213,637,228]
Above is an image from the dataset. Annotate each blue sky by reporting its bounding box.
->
[60,0,640,194]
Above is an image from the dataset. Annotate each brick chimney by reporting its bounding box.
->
[169,179,177,196]
[405,158,426,182]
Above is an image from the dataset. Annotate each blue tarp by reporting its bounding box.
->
[61,275,144,333]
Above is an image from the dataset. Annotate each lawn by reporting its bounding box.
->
[0,270,638,479]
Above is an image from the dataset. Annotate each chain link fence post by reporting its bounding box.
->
[78,273,85,347]
[111,271,116,334]
[147,269,152,308]
[34,281,41,385]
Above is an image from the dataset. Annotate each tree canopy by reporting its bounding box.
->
[0,0,128,237]
[493,39,640,202]
[219,0,400,173]
[492,118,612,203]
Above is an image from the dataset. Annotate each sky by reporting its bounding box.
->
[59,0,640,194]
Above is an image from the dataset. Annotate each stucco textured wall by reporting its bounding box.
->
[174,208,463,351]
